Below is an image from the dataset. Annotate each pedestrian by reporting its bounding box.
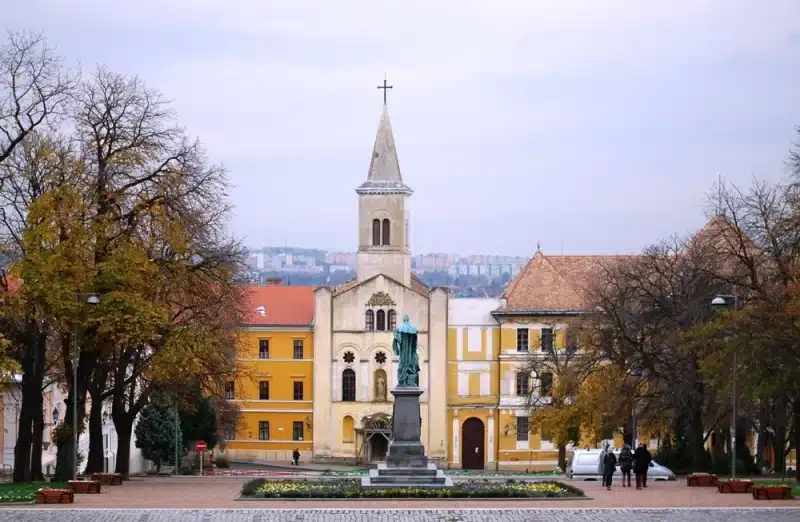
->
[619,443,633,487]
[602,449,617,490]
[633,443,652,490]
[292,448,300,466]
[598,443,608,486]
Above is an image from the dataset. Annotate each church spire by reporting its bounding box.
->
[356,80,412,196]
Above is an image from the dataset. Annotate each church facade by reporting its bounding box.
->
[311,104,449,464]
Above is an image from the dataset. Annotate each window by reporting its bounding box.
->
[601,329,613,350]
[293,339,304,360]
[374,351,387,364]
[541,328,554,352]
[376,309,386,331]
[541,425,551,441]
[293,381,304,400]
[259,339,269,359]
[293,421,304,441]
[343,415,355,443]
[342,369,356,402]
[387,309,397,331]
[365,309,375,331]
[516,416,529,441]
[258,421,269,441]
[516,372,530,396]
[566,329,579,354]
[224,381,234,400]
[343,351,355,364]
[259,381,269,400]
[382,218,390,245]
[541,372,553,397]
[372,219,381,246]
[516,328,529,352]
[223,424,235,441]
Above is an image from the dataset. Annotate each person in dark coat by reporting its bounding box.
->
[619,443,634,487]
[292,448,300,466]
[633,443,652,490]
[602,450,617,490]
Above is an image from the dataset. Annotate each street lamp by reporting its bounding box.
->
[72,292,99,479]
[52,407,60,426]
[710,294,740,480]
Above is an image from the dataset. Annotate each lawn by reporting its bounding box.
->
[0,482,68,503]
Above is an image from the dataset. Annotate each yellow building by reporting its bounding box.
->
[224,283,316,463]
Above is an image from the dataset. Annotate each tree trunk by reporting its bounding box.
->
[85,394,105,474]
[30,405,45,482]
[794,396,799,482]
[12,382,33,483]
[756,418,767,470]
[12,324,47,483]
[114,417,133,478]
[557,443,567,471]
[775,424,787,473]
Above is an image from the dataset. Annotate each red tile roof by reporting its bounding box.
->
[240,285,315,326]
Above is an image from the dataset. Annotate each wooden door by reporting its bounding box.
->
[461,418,485,470]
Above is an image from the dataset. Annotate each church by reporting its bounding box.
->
[311,101,450,463]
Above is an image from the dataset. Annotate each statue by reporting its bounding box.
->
[392,314,419,387]
[375,372,387,401]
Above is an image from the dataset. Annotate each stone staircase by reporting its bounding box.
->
[361,463,453,489]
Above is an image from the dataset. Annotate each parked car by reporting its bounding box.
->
[567,449,676,481]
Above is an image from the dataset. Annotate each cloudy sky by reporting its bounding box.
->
[6,1,800,256]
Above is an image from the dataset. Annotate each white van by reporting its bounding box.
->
[567,448,676,481]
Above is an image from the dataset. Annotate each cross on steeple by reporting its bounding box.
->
[377,75,393,105]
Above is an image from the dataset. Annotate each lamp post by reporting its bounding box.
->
[72,293,99,480]
[710,294,741,480]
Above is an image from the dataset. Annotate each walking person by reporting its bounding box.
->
[598,442,609,486]
[619,443,633,487]
[602,449,617,491]
[633,443,651,490]
[292,448,300,466]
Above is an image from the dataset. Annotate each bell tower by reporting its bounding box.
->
[356,80,412,286]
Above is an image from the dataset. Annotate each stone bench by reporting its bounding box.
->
[91,472,123,485]
[68,479,102,494]
[752,484,793,500]
[35,488,74,504]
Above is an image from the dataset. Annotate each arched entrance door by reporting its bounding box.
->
[461,418,485,470]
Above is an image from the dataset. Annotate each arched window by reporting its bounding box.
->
[343,415,355,443]
[365,310,374,331]
[387,309,397,331]
[382,218,390,245]
[342,369,356,402]
[376,309,386,331]
[372,219,381,246]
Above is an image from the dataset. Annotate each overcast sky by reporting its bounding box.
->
[6,1,800,256]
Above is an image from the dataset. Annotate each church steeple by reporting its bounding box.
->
[356,104,413,196]
[355,79,412,286]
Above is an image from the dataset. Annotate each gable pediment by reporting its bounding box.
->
[366,291,396,307]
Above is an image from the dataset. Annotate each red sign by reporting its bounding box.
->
[196,440,207,452]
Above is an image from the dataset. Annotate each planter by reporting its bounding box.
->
[35,489,74,504]
[717,480,752,493]
[752,485,793,500]
[68,480,102,494]
[91,472,123,486]
[686,473,718,487]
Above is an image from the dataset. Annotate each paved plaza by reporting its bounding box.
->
[2,508,800,521]
[0,477,797,521]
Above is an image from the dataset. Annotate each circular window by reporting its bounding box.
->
[374,352,387,364]
[343,351,355,364]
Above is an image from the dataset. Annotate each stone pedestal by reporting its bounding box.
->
[361,386,452,490]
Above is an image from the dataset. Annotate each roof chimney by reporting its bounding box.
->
[265,278,282,286]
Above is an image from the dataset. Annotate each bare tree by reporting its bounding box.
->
[0,32,77,165]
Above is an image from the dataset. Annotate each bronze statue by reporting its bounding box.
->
[392,314,419,387]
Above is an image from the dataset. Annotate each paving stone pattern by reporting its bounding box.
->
[3,509,800,522]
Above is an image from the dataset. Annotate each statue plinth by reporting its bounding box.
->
[386,387,427,467]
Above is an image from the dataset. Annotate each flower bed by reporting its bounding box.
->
[686,473,718,487]
[35,488,74,504]
[322,469,560,477]
[0,482,68,504]
[68,480,102,494]
[241,479,584,499]
[717,479,752,494]
[91,472,123,485]
[752,484,793,500]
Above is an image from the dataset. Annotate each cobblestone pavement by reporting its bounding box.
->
[2,508,800,521]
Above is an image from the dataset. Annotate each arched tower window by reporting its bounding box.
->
[342,369,356,402]
[365,310,375,331]
[387,309,397,331]
[382,219,390,245]
[372,219,381,246]
[376,309,386,331]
